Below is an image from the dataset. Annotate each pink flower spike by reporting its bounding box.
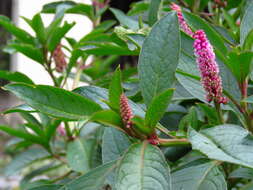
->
[170,3,193,37]
[193,30,228,104]
[120,94,133,128]
[53,44,67,73]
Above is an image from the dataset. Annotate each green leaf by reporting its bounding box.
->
[110,8,139,30]
[102,127,131,163]
[67,138,98,173]
[4,148,50,176]
[188,125,253,168]
[29,185,62,190]
[243,29,253,51]
[148,0,161,26]
[31,14,46,44]
[47,21,75,51]
[226,52,253,83]
[240,1,253,46]
[0,70,34,84]
[90,110,123,128]
[4,83,102,120]
[138,12,180,106]
[0,125,44,145]
[145,89,174,128]
[3,104,35,114]
[109,67,123,110]
[0,15,35,44]
[60,161,117,190]
[183,11,227,54]
[116,142,171,190]
[230,167,253,179]
[7,43,44,64]
[172,159,227,190]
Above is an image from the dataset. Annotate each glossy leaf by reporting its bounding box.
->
[189,125,253,168]
[0,70,34,84]
[3,104,35,114]
[31,13,46,44]
[145,89,174,128]
[138,12,180,106]
[102,127,131,163]
[4,83,102,120]
[240,1,253,46]
[116,142,171,190]
[172,159,227,190]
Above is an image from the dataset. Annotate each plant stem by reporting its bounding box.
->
[158,138,190,147]
[214,101,224,124]
[64,122,73,141]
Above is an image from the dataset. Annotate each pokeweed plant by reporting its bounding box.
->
[1,0,253,189]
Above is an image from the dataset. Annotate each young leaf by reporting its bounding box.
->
[0,15,35,44]
[4,148,50,176]
[240,1,253,46]
[67,138,98,173]
[148,0,161,26]
[4,83,102,120]
[0,70,34,84]
[102,127,131,163]
[188,125,253,168]
[172,159,227,190]
[109,67,123,111]
[116,142,171,190]
[31,13,46,44]
[138,12,180,106]
[145,89,174,128]
[7,43,44,64]
[90,110,123,128]
[59,161,117,190]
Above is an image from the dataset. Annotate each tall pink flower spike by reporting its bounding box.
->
[193,30,228,104]
[170,3,193,37]
[120,94,133,128]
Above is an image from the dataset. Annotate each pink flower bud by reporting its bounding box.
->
[53,44,67,73]
[147,133,159,145]
[57,123,66,136]
[120,94,133,128]
[193,30,228,104]
[170,3,193,37]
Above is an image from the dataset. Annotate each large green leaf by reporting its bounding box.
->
[148,0,161,26]
[60,161,117,190]
[0,70,34,84]
[230,167,253,179]
[240,1,253,46]
[67,138,98,173]
[138,12,180,106]
[116,142,171,190]
[0,15,35,44]
[4,148,50,176]
[102,127,131,163]
[188,125,253,168]
[172,159,227,190]
[4,83,102,120]
[145,89,174,128]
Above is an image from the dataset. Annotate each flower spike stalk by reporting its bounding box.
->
[193,30,227,104]
[170,3,193,37]
[120,93,133,129]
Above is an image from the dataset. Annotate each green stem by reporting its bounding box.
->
[64,122,73,141]
[158,138,190,147]
[214,101,224,124]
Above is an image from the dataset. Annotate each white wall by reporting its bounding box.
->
[12,0,92,85]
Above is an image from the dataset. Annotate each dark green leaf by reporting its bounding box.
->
[230,167,253,179]
[3,104,35,114]
[138,12,180,105]
[188,125,253,168]
[29,185,62,190]
[145,89,174,128]
[0,15,35,44]
[172,159,227,190]
[243,29,253,51]
[31,14,46,44]
[4,83,102,120]
[102,127,131,163]
[240,1,253,46]
[116,142,171,190]
[148,0,161,26]
[0,70,34,84]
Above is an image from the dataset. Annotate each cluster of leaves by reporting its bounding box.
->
[1,0,253,189]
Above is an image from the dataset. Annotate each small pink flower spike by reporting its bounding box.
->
[193,30,228,104]
[53,44,67,73]
[170,3,193,37]
[120,94,133,128]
